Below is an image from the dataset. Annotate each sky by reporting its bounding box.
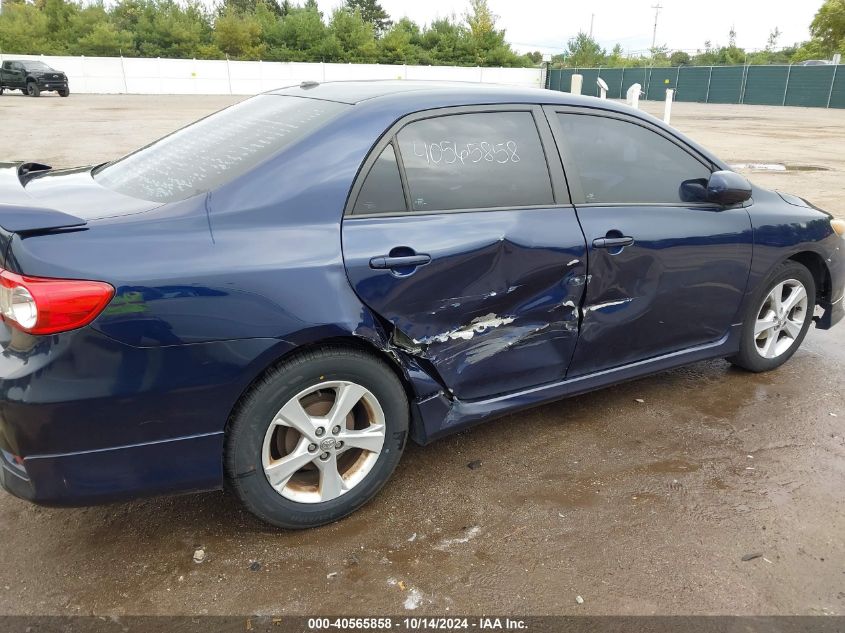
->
[315,0,824,56]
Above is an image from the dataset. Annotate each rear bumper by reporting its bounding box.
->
[0,325,287,506]
[1,433,223,506]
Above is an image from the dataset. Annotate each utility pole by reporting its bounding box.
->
[589,13,595,38]
[651,3,663,50]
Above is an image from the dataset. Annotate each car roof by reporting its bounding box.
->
[269,79,628,111]
[267,80,727,171]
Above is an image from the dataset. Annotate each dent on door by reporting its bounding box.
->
[342,209,587,401]
[568,205,753,376]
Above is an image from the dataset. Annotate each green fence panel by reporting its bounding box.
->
[578,69,602,97]
[675,66,710,102]
[546,64,840,108]
[829,67,845,108]
[597,68,624,99]
[743,65,789,105]
[645,67,678,100]
[743,65,788,105]
[785,65,837,107]
[706,66,744,103]
[621,67,648,99]
[550,68,575,92]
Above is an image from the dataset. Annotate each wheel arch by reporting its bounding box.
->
[222,332,437,448]
[788,250,832,303]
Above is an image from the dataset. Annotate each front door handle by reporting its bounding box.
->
[369,254,432,270]
[593,236,634,249]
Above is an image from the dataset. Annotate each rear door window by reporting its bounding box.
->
[556,113,712,204]
[395,112,554,212]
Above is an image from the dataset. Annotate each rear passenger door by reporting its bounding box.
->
[342,106,588,401]
[546,107,753,377]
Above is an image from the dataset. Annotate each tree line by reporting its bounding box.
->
[555,0,844,68]
[0,0,542,67]
[0,0,842,67]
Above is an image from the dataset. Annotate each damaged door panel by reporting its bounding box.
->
[547,110,754,377]
[343,210,587,400]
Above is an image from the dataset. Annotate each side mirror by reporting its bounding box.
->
[706,170,752,206]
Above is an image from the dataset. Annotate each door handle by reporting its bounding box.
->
[593,236,634,249]
[369,254,432,270]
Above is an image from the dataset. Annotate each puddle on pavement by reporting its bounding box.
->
[638,458,701,474]
[629,492,664,503]
[708,477,731,490]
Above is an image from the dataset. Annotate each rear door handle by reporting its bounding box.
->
[593,236,634,249]
[369,254,432,269]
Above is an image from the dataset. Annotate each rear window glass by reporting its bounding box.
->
[94,95,348,203]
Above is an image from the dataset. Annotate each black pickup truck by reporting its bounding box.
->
[0,60,69,97]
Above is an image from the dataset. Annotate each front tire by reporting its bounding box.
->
[225,347,408,529]
[58,87,69,97]
[728,261,815,372]
[26,81,40,97]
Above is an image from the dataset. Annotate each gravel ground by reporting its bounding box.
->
[0,92,843,616]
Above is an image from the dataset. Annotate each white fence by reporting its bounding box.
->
[0,53,544,95]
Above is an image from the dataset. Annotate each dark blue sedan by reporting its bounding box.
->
[0,81,842,528]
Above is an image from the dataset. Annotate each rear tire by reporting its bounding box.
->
[26,81,40,97]
[225,347,408,529]
[728,261,815,372]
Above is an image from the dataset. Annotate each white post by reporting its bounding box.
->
[597,77,608,99]
[663,88,674,124]
[626,82,642,108]
[570,73,583,95]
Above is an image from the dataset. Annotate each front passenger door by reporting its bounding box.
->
[547,109,753,378]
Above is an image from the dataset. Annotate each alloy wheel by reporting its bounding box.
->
[753,279,808,359]
[261,380,386,504]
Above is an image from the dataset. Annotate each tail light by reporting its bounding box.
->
[0,269,114,335]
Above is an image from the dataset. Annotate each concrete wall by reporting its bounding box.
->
[0,53,544,95]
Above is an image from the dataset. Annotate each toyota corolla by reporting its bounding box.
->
[0,81,842,528]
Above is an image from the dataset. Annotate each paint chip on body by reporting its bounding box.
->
[587,298,634,312]
[414,314,516,345]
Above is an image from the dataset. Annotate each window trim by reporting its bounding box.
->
[345,104,569,218]
[543,105,721,209]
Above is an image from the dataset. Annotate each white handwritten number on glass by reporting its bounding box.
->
[412,141,520,166]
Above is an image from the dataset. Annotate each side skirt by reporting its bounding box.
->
[413,325,743,444]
